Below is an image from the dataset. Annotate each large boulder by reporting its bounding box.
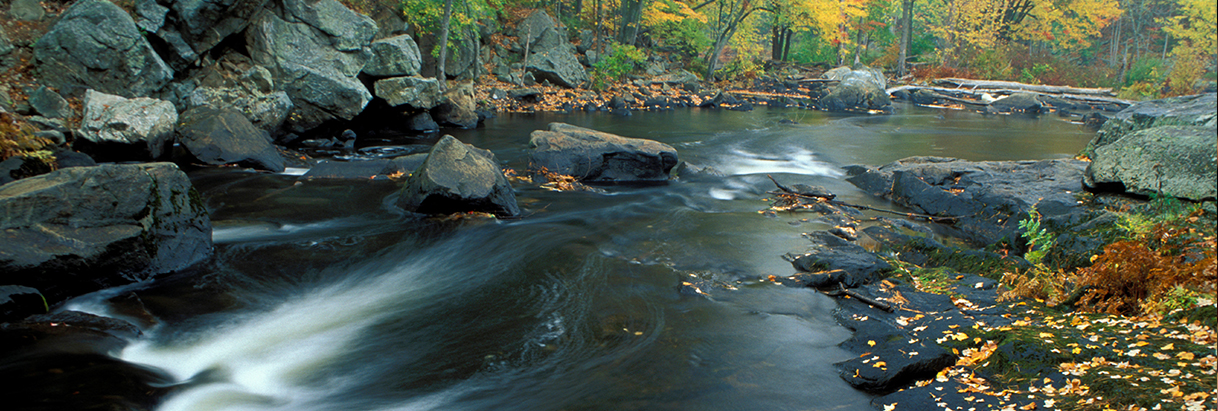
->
[245,3,375,132]
[181,53,292,134]
[433,82,479,129]
[8,0,45,21]
[846,157,1089,246]
[374,76,443,109]
[33,0,173,98]
[821,67,890,113]
[1085,93,1217,156]
[138,0,270,70]
[987,92,1044,114]
[398,135,519,217]
[514,10,557,48]
[528,123,678,183]
[363,34,422,77]
[175,106,286,172]
[0,163,212,305]
[1084,125,1217,201]
[27,86,72,119]
[74,90,178,161]
[526,48,588,89]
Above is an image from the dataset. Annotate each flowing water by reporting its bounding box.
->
[70,104,1093,411]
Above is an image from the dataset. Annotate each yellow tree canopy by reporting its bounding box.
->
[1014,0,1123,49]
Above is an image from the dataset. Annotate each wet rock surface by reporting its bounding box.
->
[845,156,1090,246]
[1084,125,1217,201]
[175,106,286,172]
[0,163,212,305]
[398,135,519,217]
[528,122,678,183]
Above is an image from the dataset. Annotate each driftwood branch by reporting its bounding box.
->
[932,78,1114,96]
[823,283,895,312]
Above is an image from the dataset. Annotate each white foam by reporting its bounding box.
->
[717,147,842,177]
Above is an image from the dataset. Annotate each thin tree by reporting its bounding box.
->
[436,0,455,91]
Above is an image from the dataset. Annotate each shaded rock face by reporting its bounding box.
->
[846,157,1089,246]
[182,53,293,135]
[1,285,45,322]
[1086,93,1217,156]
[1084,125,1217,201]
[787,232,893,286]
[821,67,890,113]
[176,106,286,172]
[245,3,375,132]
[515,10,587,88]
[34,0,173,98]
[398,135,519,217]
[0,163,212,305]
[75,90,178,161]
[28,87,72,119]
[364,34,422,77]
[528,123,678,183]
[433,83,479,129]
[140,0,270,70]
[374,76,443,109]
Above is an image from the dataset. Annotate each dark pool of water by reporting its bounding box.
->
[63,104,1094,411]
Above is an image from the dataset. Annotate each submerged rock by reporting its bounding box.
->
[398,135,519,217]
[528,123,678,183]
[0,163,212,305]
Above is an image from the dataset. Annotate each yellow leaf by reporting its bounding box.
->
[1038,332,1053,338]
[1177,352,1196,360]
[873,361,887,368]
[868,340,876,347]
[1161,343,1175,350]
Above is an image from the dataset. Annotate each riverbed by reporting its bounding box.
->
[66,104,1095,411]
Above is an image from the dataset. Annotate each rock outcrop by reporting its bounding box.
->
[846,157,1090,246]
[528,123,678,183]
[1084,125,1217,201]
[138,0,270,70]
[74,90,178,161]
[1085,93,1217,156]
[517,11,587,88]
[363,34,423,77]
[34,0,173,98]
[175,106,286,172]
[245,1,376,132]
[398,135,519,217]
[0,163,212,305]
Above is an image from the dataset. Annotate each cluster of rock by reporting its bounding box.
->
[1082,92,1216,201]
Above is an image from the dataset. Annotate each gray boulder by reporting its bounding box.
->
[28,86,72,119]
[433,82,479,128]
[1084,125,1217,201]
[374,76,443,109]
[514,10,557,48]
[987,92,1044,114]
[75,90,178,161]
[1,285,46,322]
[34,0,173,98]
[184,87,293,135]
[281,0,377,51]
[821,67,890,113]
[8,0,45,21]
[142,0,270,70]
[245,6,373,132]
[0,26,14,57]
[175,106,286,172]
[364,35,422,77]
[398,135,519,217]
[1085,93,1217,156]
[0,163,212,305]
[846,157,1089,246]
[526,48,588,89]
[528,123,678,182]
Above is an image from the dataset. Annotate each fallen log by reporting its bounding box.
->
[765,190,959,223]
[823,283,895,312]
[887,85,1133,110]
[932,78,1114,96]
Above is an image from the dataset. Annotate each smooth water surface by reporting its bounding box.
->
[80,105,1093,411]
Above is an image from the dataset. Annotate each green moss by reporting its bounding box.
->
[891,237,1025,280]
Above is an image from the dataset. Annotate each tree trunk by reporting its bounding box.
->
[898,0,913,76]
[436,0,455,90]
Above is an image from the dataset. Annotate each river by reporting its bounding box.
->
[68,104,1094,411]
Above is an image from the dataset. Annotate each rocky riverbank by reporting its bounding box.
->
[2,1,1216,410]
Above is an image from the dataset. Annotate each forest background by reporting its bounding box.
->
[347,0,1215,99]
